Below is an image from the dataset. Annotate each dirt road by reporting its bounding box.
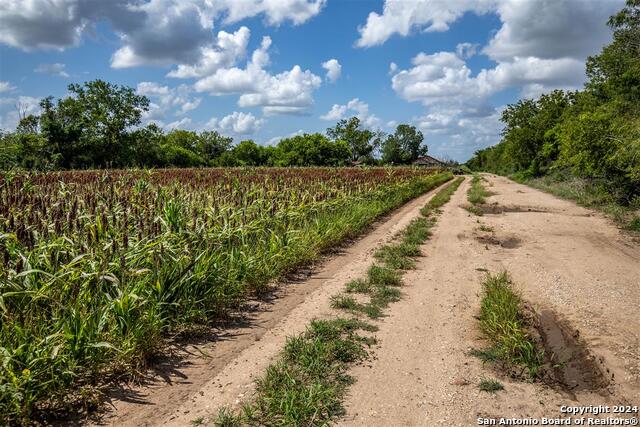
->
[93,175,640,426]
[341,175,639,426]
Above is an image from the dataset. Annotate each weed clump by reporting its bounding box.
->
[478,272,544,379]
[478,378,504,393]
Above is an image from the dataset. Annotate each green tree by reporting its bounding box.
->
[166,129,199,151]
[0,130,19,169]
[233,140,268,166]
[125,123,166,167]
[162,145,206,167]
[586,0,640,110]
[16,114,39,134]
[196,131,233,163]
[381,124,427,164]
[326,117,376,162]
[275,133,351,166]
[39,80,149,168]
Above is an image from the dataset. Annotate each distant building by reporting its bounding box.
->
[412,155,446,167]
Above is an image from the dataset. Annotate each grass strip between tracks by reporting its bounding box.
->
[210,177,465,426]
[466,174,490,216]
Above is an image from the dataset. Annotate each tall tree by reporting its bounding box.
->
[326,117,376,162]
[40,80,149,168]
[381,124,427,164]
[233,140,267,166]
[586,0,640,110]
[275,133,351,166]
[196,131,233,162]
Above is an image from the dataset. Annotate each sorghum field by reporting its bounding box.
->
[0,167,450,424]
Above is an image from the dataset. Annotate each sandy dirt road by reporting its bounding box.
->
[91,175,640,426]
[340,175,640,426]
[89,181,452,427]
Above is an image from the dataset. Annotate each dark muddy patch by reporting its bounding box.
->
[473,302,612,397]
[475,234,522,249]
[536,309,611,394]
[478,202,549,215]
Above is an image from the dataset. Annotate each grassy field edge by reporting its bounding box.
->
[0,171,453,425]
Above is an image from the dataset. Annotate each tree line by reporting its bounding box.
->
[466,0,640,205]
[0,81,430,170]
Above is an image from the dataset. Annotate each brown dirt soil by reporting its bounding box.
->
[339,174,639,426]
[535,308,610,394]
[83,182,451,427]
[83,175,640,426]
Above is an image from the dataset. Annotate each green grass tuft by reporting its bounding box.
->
[628,216,640,231]
[372,285,401,303]
[478,272,544,378]
[213,408,241,426]
[358,303,385,319]
[468,174,490,207]
[402,217,433,245]
[190,416,206,426]
[345,279,371,294]
[478,378,504,393]
[374,243,420,270]
[367,264,402,287]
[330,294,361,311]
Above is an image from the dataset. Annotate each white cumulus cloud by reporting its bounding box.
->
[392,51,586,110]
[484,0,620,61]
[207,111,265,135]
[136,82,202,125]
[0,81,16,93]
[193,36,322,115]
[356,0,496,48]
[0,0,326,69]
[320,98,380,128]
[321,59,342,82]
[34,63,69,77]
[166,27,250,79]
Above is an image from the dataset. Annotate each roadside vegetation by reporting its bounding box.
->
[466,1,640,231]
[474,272,544,379]
[0,168,451,425]
[212,177,464,426]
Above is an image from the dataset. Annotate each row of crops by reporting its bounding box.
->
[0,167,451,423]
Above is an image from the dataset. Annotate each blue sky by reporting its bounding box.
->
[0,0,623,161]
